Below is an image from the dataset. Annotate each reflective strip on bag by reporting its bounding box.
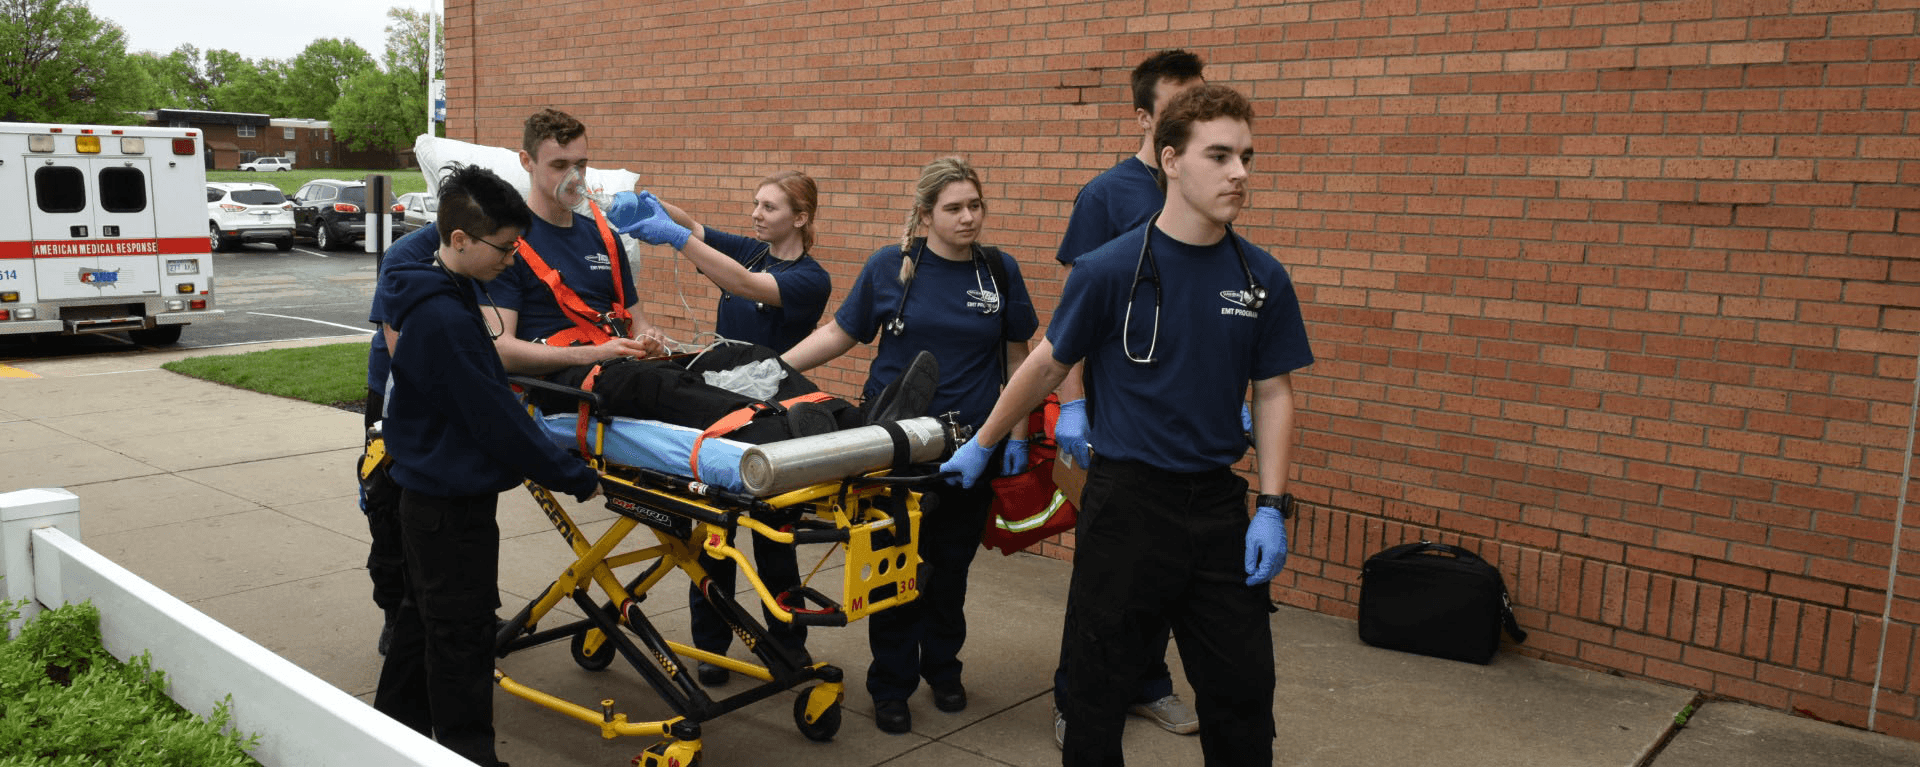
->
[996,491,1069,533]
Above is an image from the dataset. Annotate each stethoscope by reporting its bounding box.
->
[1123,212,1266,365]
[721,244,777,314]
[885,238,1000,337]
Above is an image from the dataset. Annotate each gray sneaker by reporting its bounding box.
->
[1128,693,1200,734]
[1053,707,1065,750]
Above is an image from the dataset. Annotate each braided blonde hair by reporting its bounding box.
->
[897,156,985,285]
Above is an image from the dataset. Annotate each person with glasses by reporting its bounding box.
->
[943,84,1313,767]
[374,163,603,767]
[780,156,1039,735]
[638,171,833,684]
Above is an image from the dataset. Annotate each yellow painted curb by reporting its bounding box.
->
[0,364,39,379]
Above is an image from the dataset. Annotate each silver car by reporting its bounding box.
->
[397,192,438,236]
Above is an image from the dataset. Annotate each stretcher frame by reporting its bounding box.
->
[487,376,935,767]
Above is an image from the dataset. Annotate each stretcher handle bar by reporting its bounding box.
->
[735,515,848,546]
[633,466,772,511]
[508,374,609,420]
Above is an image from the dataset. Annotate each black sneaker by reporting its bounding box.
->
[868,351,940,424]
[697,662,730,686]
[786,400,838,438]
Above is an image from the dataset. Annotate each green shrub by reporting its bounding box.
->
[0,600,261,766]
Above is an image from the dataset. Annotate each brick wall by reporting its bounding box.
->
[446,0,1920,739]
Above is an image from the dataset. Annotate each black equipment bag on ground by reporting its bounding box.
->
[1357,541,1527,665]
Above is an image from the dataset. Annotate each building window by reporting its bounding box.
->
[322,150,331,163]
[283,127,295,140]
[319,129,329,141]
[240,150,256,162]
[237,124,256,138]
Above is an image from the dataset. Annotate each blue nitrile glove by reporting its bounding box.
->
[1000,438,1029,476]
[619,191,691,249]
[604,190,643,230]
[1241,402,1254,445]
[940,435,996,488]
[1055,398,1089,468]
[1244,504,1289,585]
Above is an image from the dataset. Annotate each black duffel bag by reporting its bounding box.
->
[1358,541,1527,664]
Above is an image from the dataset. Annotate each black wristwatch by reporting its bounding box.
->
[1256,493,1295,520]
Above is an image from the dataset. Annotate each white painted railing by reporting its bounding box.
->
[1,487,470,767]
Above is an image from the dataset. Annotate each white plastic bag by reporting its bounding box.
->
[703,359,789,401]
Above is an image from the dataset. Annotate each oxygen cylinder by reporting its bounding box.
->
[739,416,954,496]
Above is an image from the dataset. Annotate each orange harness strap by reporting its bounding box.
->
[574,363,607,456]
[689,392,834,479]
[514,201,631,347]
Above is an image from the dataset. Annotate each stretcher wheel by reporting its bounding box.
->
[571,628,616,671]
[792,686,842,742]
[633,739,701,767]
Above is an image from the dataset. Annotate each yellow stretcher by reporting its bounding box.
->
[484,376,947,767]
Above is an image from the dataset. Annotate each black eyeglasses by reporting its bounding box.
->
[469,232,519,257]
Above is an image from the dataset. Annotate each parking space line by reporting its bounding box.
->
[247,312,375,334]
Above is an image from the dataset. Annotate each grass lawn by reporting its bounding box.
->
[207,168,430,197]
[162,342,369,412]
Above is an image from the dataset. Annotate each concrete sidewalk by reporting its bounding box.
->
[4,339,1918,767]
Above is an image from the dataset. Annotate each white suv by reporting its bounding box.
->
[240,156,294,171]
[207,182,296,251]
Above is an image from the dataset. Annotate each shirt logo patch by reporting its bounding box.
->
[967,289,1001,314]
[1219,289,1258,318]
[585,252,611,271]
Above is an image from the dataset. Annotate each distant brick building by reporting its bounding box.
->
[145,109,409,170]
[444,0,1920,741]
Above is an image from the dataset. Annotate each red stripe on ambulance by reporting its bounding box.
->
[0,238,208,260]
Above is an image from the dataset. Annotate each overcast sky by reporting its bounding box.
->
[83,0,433,63]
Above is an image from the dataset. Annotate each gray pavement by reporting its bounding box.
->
[4,339,1918,767]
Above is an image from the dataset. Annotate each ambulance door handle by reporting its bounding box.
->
[70,226,87,238]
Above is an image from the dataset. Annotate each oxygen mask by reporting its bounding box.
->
[555,166,608,212]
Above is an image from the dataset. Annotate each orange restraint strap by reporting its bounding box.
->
[515,201,631,347]
[689,392,834,479]
[573,363,607,457]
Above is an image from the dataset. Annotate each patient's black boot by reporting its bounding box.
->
[866,351,940,424]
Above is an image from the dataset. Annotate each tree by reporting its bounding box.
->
[0,0,149,123]
[330,68,416,153]
[129,44,212,110]
[284,38,374,119]
[330,7,442,153]
[209,55,290,115]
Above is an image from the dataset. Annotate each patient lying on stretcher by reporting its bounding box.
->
[527,342,938,446]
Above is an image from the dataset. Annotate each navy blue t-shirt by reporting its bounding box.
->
[1055,156,1162,266]
[835,242,1038,429]
[704,226,831,353]
[1048,224,1313,472]
[366,223,443,395]
[487,213,638,342]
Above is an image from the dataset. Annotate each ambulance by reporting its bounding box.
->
[0,121,219,345]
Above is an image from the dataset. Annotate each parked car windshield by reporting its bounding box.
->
[232,189,287,205]
[338,186,397,208]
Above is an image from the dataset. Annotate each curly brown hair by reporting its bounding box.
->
[1151,84,1254,192]
[522,108,586,157]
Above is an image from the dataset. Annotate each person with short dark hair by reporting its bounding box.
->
[945,84,1313,767]
[1048,48,1209,745]
[373,163,603,767]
